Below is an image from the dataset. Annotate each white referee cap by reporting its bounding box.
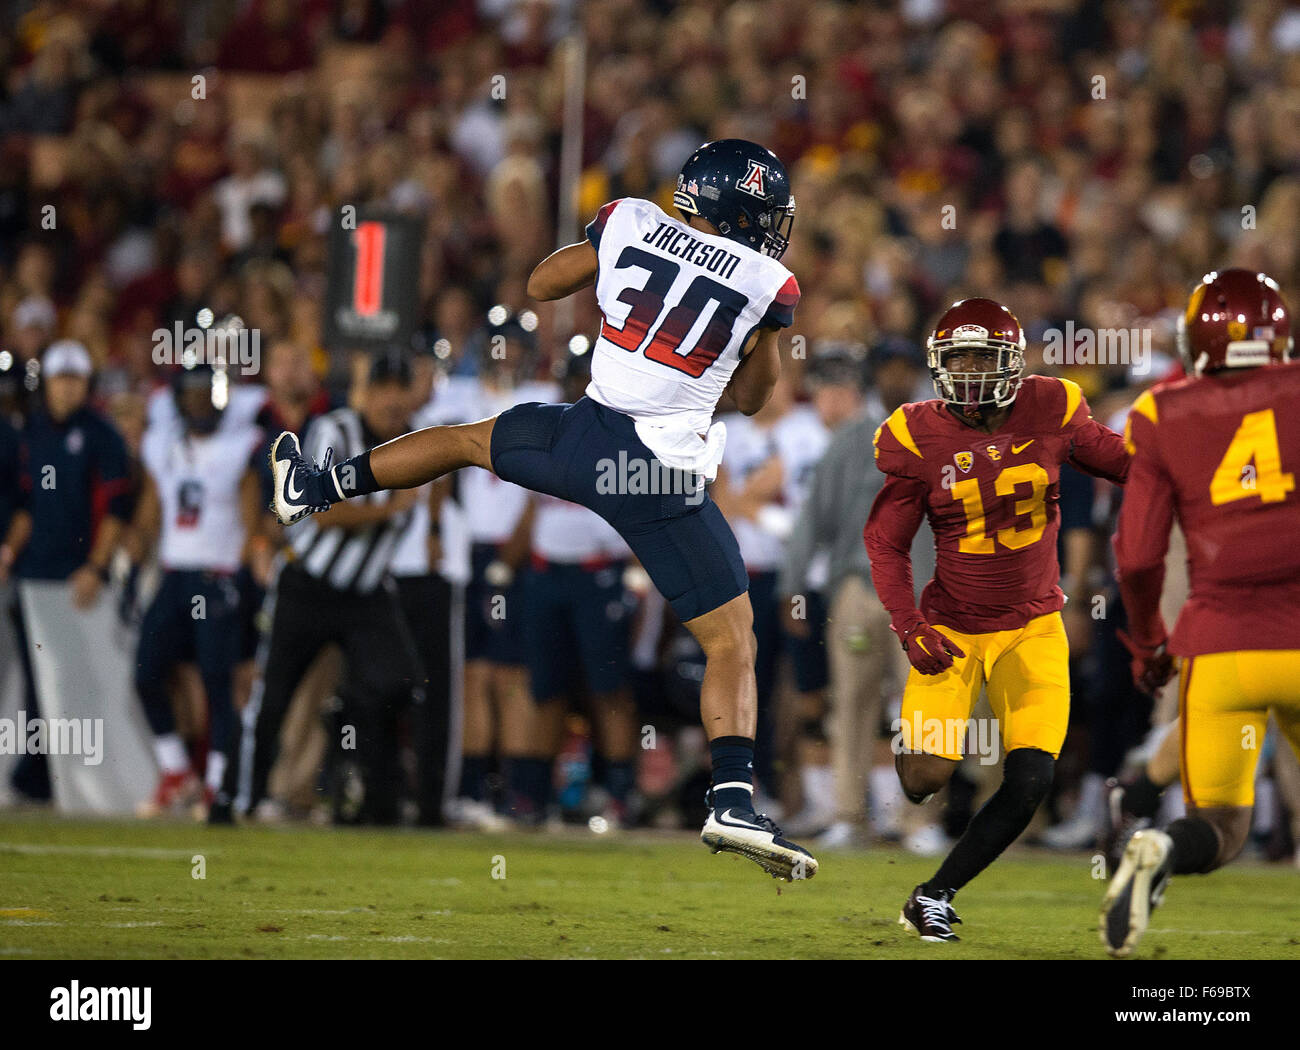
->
[42,339,94,378]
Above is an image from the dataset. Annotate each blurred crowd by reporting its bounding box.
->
[1,0,1300,860]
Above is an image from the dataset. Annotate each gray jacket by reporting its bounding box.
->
[779,409,935,603]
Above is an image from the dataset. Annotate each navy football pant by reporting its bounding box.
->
[491,398,748,624]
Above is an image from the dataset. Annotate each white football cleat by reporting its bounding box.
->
[701,805,819,881]
[269,431,335,525]
[1100,829,1173,958]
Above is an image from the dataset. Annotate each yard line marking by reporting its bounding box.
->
[0,842,198,860]
[1147,928,1259,936]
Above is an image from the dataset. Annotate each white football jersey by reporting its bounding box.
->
[142,421,261,573]
[147,383,266,434]
[531,493,629,564]
[584,197,799,476]
[771,404,830,512]
[459,377,560,545]
[719,413,785,571]
[388,374,483,584]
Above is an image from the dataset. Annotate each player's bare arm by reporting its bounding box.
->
[125,473,160,566]
[526,240,599,301]
[725,326,781,415]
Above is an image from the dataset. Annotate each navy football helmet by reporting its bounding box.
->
[172,362,226,435]
[673,139,795,260]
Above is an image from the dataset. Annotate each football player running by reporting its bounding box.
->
[264,140,816,880]
[865,298,1130,941]
[1102,269,1300,957]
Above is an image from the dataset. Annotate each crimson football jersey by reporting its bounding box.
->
[1114,360,1300,656]
[865,375,1130,634]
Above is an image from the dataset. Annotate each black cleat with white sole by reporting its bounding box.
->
[1102,777,1153,877]
[701,804,818,882]
[899,885,962,942]
[1100,828,1172,958]
[269,431,337,525]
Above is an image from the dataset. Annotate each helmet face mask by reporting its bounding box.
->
[674,139,795,260]
[926,301,1027,412]
[929,342,1024,409]
[757,196,796,259]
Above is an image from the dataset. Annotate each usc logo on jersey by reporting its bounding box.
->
[986,445,1002,461]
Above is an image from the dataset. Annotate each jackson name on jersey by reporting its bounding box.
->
[584,197,799,477]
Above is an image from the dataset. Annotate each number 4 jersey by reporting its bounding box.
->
[1115,360,1300,656]
[865,375,1130,635]
[584,197,799,478]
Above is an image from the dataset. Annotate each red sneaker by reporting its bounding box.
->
[136,770,200,818]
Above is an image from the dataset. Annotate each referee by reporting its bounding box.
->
[223,354,423,823]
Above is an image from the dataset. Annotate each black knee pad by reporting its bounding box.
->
[1002,747,1056,812]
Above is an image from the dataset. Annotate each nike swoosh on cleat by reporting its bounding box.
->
[286,473,304,501]
[714,809,766,832]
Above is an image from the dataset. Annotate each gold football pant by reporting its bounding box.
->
[899,612,1070,761]
[1177,650,1300,808]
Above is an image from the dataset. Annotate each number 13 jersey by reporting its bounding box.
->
[865,376,1130,634]
[583,197,799,476]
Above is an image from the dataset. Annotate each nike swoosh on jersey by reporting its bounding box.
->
[1012,440,1034,454]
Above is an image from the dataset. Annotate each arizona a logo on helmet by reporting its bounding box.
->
[737,160,768,197]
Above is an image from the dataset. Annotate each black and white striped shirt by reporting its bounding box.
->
[287,408,411,593]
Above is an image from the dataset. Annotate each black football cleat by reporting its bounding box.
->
[269,431,336,525]
[1101,777,1153,877]
[899,885,962,942]
[1100,829,1172,958]
[207,798,235,826]
[701,799,818,882]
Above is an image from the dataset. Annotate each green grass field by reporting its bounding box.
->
[2,814,1298,959]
